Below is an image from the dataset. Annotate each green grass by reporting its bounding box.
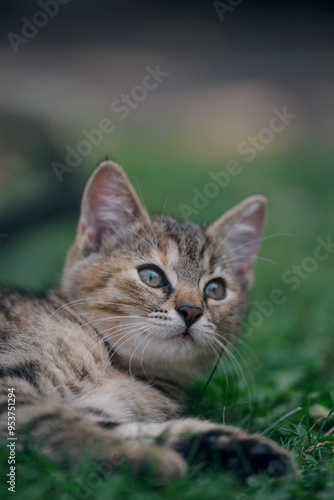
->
[0,142,334,499]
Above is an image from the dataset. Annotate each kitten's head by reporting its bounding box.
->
[62,161,267,381]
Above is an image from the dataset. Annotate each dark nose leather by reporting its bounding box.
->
[176,304,203,328]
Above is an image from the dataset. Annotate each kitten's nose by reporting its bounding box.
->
[176,305,203,328]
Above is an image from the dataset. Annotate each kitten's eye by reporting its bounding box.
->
[138,267,166,288]
[204,279,226,300]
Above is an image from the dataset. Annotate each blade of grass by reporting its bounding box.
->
[314,407,334,447]
[261,406,303,438]
[188,333,230,414]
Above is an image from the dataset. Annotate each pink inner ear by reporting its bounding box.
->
[78,165,142,248]
[225,201,266,271]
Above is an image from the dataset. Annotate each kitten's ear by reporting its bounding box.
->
[77,161,150,250]
[205,195,267,276]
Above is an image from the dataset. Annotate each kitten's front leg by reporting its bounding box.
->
[114,419,294,478]
[0,383,186,479]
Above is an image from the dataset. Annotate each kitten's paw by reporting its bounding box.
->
[162,419,293,478]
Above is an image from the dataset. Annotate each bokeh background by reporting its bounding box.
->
[0,0,334,432]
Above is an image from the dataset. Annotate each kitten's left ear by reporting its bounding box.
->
[77,161,150,251]
[205,195,267,276]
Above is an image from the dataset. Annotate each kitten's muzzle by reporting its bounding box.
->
[176,305,203,328]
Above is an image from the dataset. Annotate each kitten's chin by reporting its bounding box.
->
[106,325,217,381]
[166,330,194,346]
[119,336,215,383]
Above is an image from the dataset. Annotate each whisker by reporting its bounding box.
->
[234,336,259,365]
[211,336,242,376]
[73,320,146,367]
[209,338,241,403]
[76,322,145,369]
[104,325,150,369]
[222,337,254,386]
[231,232,293,253]
[59,315,145,353]
[139,329,161,378]
[47,297,94,320]
[48,298,138,321]
[224,255,279,266]
[99,324,150,376]
[206,340,231,394]
[129,326,155,377]
[211,336,251,402]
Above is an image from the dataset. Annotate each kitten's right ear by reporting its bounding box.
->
[76,161,150,251]
[205,195,267,278]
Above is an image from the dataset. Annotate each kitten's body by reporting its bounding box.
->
[0,162,292,478]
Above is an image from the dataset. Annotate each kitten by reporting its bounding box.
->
[0,161,293,478]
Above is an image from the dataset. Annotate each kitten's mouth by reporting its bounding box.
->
[182,329,192,338]
[168,329,194,344]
